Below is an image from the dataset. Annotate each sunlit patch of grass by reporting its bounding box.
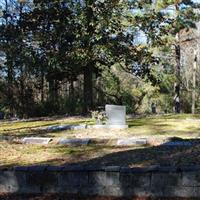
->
[0,117,93,137]
[0,141,133,168]
[126,114,200,138]
[1,113,200,140]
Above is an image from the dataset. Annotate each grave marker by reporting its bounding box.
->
[22,137,52,144]
[58,138,90,146]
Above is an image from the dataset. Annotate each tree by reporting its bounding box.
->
[0,0,199,117]
[132,0,199,113]
[155,0,199,113]
[0,0,21,116]
[23,0,136,113]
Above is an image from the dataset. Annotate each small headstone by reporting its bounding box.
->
[151,103,157,114]
[47,125,71,131]
[0,111,4,120]
[117,138,147,146]
[186,118,200,122]
[71,124,87,130]
[47,124,87,132]
[58,138,90,146]
[22,137,52,144]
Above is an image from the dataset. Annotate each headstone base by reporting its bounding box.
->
[88,124,128,129]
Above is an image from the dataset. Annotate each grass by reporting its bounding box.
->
[1,114,200,138]
[127,114,200,138]
[1,114,200,168]
[67,114,200,139]
[0,142,135,168]
[2,140,200,168]
[0,116,93,137]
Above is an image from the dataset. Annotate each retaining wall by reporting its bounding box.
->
[1,165,200,198]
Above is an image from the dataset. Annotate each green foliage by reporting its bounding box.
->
[0,0,199,117]
[98,65,162,113]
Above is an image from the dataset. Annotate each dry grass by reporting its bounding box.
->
[2,140,200,168]
[0,141,135,168]
[1,114,200,139]
[1,114,200,168]
[0,116,92,137]
[70,114,200,139]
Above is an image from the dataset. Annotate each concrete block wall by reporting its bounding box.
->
[1,165,200,198]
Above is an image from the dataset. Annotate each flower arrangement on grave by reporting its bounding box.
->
[91,110,107,125]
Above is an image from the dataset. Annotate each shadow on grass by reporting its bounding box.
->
[57,139,200,167]
[2,139,200,199]
[2,138,200,169]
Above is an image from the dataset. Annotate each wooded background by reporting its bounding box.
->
[0,0,199,118]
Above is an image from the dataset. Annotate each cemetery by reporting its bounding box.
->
[1,109,200,168]
[0,0,200,199]
[1,111,200,199]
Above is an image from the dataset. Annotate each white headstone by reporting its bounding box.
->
[117,138,147,146]
[105,105,126,125]
[22,137,52,144]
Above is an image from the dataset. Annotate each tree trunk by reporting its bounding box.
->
[192,50,197,114]
[54,80,59,104]
[5,0,14,117]
[19,66,25,118]
[7,60,14,117]
[41,69,45,104]
[48,79,54,103]
[83,65,93,114]
[174,42,181,113]
[174,3,181,114]
[174,82,180,113]
[69,79,75,114]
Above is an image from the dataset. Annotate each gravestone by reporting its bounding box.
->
[105,104,128,129]
[70,124,87,130]
[151,103,157,114]
[22,137,52,144]
[47,125,71,131]
[186,118,200,122]
[106,105,126,125]
[88,105,128,129]
[0,111,4,120]
[47,124,87,132]
[58,138,90,146]
[117,137,147,146]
